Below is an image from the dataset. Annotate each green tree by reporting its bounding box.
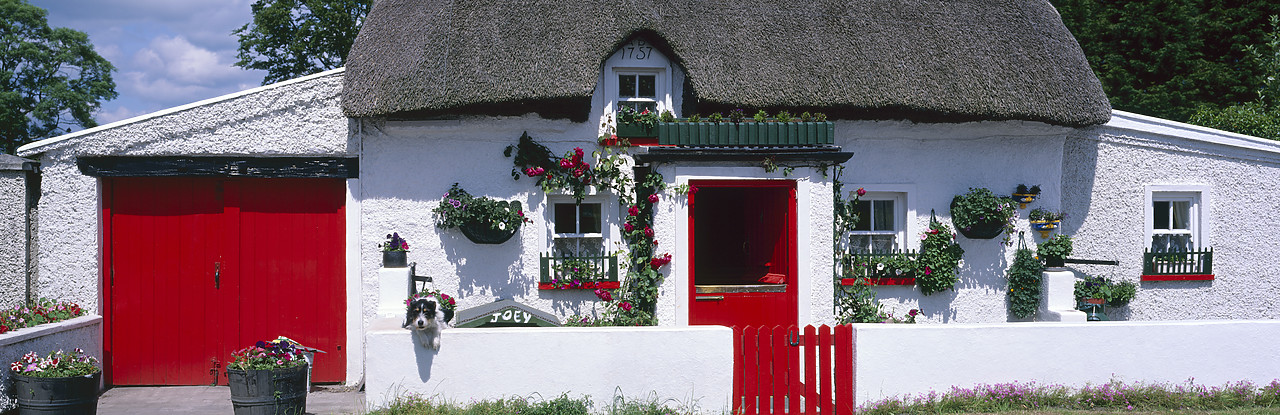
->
[1052,0,1280,122]
[233,0,372,85]
[1187,16,1280,140]
[0,0,116,154]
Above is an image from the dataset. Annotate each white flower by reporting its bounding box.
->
[498,222,507,230]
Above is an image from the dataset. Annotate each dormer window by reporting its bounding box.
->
[602,38,682,123]
[617,72,658,113]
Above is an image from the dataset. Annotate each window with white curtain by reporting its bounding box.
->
[847,192,907,254]
[1150,192,1200,253]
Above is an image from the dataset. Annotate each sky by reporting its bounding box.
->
[33,0,269,125]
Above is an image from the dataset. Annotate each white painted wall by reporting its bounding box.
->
[1063,111,1280,320]
[0,316,103,412]
[0,168,26,309]
[835,120,1073,323]
[854,320,1280,406]
[364,322,734,412]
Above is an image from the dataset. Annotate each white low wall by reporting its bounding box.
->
[365,322,734,412]
[0,315,103,411]
[854,320,1280,405]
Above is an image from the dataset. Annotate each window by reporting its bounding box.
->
[617,72,658,113]
[1149,190,1202,253]
[552,202,604,257]
[847,192,907,254]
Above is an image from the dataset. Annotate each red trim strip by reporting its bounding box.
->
[1141,274,1215,281]
[840,277,916,286]
[537,281,621,290]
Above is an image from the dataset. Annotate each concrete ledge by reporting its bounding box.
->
[0,315,104,411]
[365,321,733,412]
[854,320,1280,405]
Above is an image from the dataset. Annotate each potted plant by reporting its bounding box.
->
[1012,184,1041,208]
[227,338,309,415]
[379,233,409,268]
[1073,275,1136,321]
[615,106,659,138]
[1028,208,1064,238]
[1006,246,1044,319]
[915,219,965,295]
[433,183,530,244]
[1037,233,1073,268]
[9,348,101,414]
[950,187,1018,242]
[1107,279,1138,307]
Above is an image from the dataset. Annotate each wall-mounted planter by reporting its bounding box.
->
[382,251,408,268]
[1012,193,1039,209]
[956,219,1005,239]
[615,121,658,138]
[1030,220,1059,238]
[538,253,619,289]
[460,221,519,244]
[656,121,835,146]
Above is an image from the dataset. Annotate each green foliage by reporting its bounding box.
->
[686,113,701,122]
[916,219,965,296]
[617,106,658,129]
[1029,208,1064,222]
[1052,0,1280,122]
[799,111,813,122]
[432,183,529,232]
[774,110,793,122]
[706,112,723,123]
[233,0,371,85]
[1075,275,1137,307]
[1037,234,1074,263]
[370,392,706,415]
[658,110,675,123]
[1189,101,1280,140]
[0,298,86,334]
[1006,248,1043,319]
[950,187,1018,245]
[0,0,117,154]
[752,109,769,123]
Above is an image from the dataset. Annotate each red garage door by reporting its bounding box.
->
[103,177,346,385]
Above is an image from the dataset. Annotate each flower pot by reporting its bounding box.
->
[956,219,1005,239]
[1044,256,1066,268]
[459,221,518,244]
[227,365,308,415]
[1030,220,1057,238]
[615,121,657,138]
[382,251,408,268]
[1012,193,1038,209]
[12,371,100,415]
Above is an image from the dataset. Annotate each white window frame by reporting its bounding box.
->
[1144,185,1209,252]
[841,184,916,253]
[604,38,674,119]
[548,194,616,257]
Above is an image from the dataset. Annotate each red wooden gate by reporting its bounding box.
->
[733,325,854,414]
[103,177,347,385]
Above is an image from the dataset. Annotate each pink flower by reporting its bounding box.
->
[594,289,613,302]
[572,168,584,178]
[573,147,585,162]
[908,309,919,317]
[644,227,654,238]
[624,223,635,232]
[619,301,633,311]
[559,158,574,168]
[924,266,932,275]
[648,194,659,203]
[688,187,698,195]
[856,187,866,197]
[628,206,640,216]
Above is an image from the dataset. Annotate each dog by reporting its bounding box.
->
[403,297,453,350]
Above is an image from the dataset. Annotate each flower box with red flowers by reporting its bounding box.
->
[538,253,620,289]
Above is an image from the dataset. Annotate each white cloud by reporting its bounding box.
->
[94,105,146,125]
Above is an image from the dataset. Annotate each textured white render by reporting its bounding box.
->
[836,120,1074,323]
[1063,110,1280,320]
[357,116,613,326]
[14,69,358,382]
[364,322,734,412]
[854,320,1280,406]
[0,169,25,309]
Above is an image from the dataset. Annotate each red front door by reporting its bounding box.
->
[688,180,797,327]
[103,177,346,385]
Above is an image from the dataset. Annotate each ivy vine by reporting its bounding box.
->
[1006,244,1043,319]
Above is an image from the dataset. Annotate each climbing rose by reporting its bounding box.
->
[624,223,635,232]
[856,187,866,197]
[644,227,654,238]
[619,301,633,311]
[594,289,612,302]
[648,193,659,203]
[628,206,639,216]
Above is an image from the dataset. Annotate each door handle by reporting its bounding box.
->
[696,295,724,301]
[214,262,221,289]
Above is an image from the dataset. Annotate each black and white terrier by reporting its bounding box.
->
[403,297,453,350]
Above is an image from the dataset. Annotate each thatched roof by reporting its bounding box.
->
[342,0,1111,126]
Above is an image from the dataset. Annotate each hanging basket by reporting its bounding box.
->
[13,371,101,415]
[227,365,308,415]
[459,221,518,244]
[956,219,1005,239]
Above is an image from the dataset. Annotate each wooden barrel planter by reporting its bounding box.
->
[12,371,100,415]
[227,365,308,415]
